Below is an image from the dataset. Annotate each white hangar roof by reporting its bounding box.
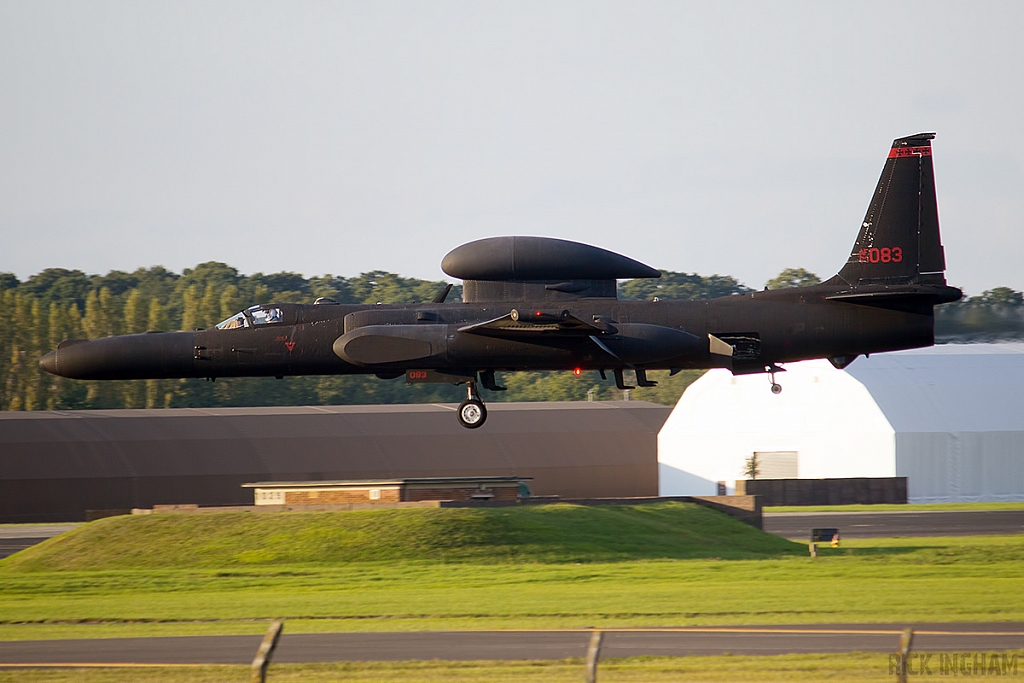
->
[844,343,1024,433]
[658,343,1024,503]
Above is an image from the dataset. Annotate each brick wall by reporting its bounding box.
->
[285,488,400,505]
[281,486,520,505]
[404,486,519,502]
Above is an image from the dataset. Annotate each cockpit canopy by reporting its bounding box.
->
[215,305,284,330]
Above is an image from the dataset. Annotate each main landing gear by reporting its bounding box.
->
[457,380,487,429]
[767,364,784,395]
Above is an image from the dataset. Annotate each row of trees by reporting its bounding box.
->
[2,263,1021,412]
[1,263,744,411]
[934,287,1024,342]
[0,264,470,412]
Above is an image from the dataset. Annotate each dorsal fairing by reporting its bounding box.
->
[460,279,618,303]
[441,236,659,303]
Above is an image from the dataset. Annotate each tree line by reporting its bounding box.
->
[1,263,1021,411]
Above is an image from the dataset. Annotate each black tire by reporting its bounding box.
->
[771,383,782,395]
[457,398,487,429]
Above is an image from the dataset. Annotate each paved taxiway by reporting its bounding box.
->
[0,624,1021,665]
[763,509,1024,539]
[0,525,79,559]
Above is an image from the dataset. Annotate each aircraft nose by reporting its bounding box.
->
[40,350,57,375]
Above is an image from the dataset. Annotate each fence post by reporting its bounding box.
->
[897,627,914,683]
[585,630,604,683]
[251,619,284,683]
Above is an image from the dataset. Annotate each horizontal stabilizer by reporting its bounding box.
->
[826,285,961,308]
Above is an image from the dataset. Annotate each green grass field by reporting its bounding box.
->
[0,503,1022,643]
[7,652,1022,683]
[3,503,801,571]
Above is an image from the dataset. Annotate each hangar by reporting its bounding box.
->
[658,343,1024,503]
[0,400,667,522]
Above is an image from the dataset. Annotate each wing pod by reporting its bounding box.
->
[333,325,448,366]
[594,324,702,365]
[458,314,701,366]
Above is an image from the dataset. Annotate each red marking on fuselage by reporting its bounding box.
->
[274,335,289,341]
[858,246,903,263]
[284,341,296,352]
[888,146,931,159]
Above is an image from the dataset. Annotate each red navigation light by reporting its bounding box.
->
[535,311,542,316]
[574,367,582,376]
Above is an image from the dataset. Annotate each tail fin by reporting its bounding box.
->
[835,133,947,287]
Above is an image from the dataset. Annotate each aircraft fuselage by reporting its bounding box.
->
[42,283,952,382]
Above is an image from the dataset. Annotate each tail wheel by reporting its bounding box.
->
[771,383,782,395]
[457,398,487,429]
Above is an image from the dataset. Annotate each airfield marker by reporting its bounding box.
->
[251,619,283,683]
[585,630,604,683]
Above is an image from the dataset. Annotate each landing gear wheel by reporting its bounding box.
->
[457,398,487,429]
[767,364,784,395]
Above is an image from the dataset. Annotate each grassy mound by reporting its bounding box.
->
[1,502,803,572]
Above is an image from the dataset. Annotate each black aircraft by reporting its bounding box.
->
[40,133,961,428]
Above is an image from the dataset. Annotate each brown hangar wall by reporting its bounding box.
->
[0,401,669,522]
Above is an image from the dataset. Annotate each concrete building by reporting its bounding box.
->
[659,344,1024,503]
[0,400,668,522]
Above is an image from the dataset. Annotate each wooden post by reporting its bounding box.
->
[809,542,817,557]
[897,628,914,683]
[585,630,604,683]
[251,620,284,683]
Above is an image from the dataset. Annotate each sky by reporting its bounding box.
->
[1,1,1022,295]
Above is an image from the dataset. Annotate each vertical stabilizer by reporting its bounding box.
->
[836,133,947,287]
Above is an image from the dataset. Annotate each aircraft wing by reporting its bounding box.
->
[457,310,609,338]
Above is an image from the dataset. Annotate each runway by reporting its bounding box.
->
[0,525,79,559]
[0,624,1021,665]
[763,509,1024,540]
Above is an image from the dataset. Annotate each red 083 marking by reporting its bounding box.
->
[408,370,428,379]
[858,246,902,264]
